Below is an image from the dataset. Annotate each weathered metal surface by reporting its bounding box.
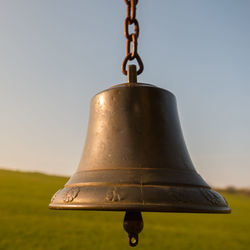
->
[49,82,230,214]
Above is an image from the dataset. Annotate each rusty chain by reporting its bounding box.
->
[122,0,144,76]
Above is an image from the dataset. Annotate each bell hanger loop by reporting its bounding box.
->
[127,64,137,83]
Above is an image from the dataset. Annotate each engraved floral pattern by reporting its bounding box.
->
[167,188,193,204]
[105,188,121,202]
[200,189,221,205]
[63,187,80,203]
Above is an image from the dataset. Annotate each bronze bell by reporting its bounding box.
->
[49,65,230,246]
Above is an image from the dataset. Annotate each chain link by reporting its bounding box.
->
[122,0,144,76]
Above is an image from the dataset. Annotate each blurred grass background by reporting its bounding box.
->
[0,169,249,250]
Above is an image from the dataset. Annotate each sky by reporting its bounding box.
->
[0,0,249,188]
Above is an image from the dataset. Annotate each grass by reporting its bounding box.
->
[0,169,249,250]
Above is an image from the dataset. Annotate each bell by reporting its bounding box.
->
[49,66,230,246]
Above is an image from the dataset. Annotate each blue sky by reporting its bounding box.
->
[0,0,249,187]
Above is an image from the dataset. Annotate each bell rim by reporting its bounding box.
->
[49,203,231,214]
[49,185,230,214]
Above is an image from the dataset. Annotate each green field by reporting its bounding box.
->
[0,169,249,250]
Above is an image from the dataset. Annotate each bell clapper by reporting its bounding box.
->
[123,211,144,247]
[127,64,137,84]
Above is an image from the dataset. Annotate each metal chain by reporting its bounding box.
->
[122,0,144,76]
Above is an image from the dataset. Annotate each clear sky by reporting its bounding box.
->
[0,0,249,188]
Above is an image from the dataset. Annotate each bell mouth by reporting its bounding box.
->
[49,184,230,214]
